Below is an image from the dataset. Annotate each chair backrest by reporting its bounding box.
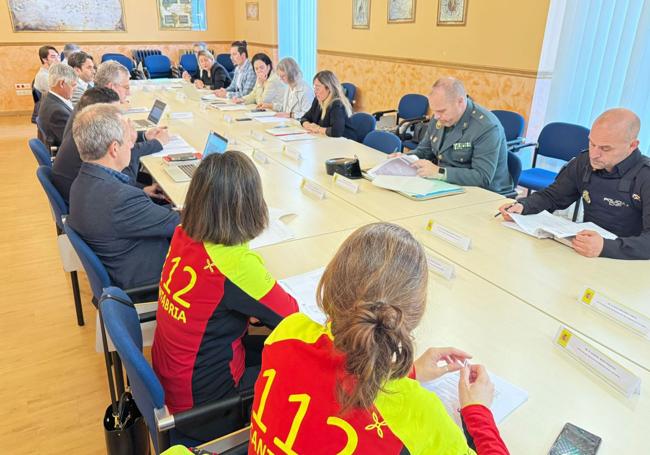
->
[101,53,135,71]
[342,82,357,106]
[179,54,198,74]
[216,53,235,73]
[145,55,172,78]
[64,222,111,300]
[363,130,402,154]
[507,151,522,187]
[132,49,162,66]
[36,165,67,230]
[100,286,166,454]
[492,110,525,142]
[537,122,590,162]
[397,94,429,121]
[30,138,52,167]
[349,112,376,143]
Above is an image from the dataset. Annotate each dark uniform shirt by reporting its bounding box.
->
[519,149,650,260]
[410,98,513,194]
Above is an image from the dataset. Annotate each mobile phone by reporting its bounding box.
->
[548,423,601,455]
[235,118,253,122]
[167,153,197,162]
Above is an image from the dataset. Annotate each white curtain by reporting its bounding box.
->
[277,0,317,81]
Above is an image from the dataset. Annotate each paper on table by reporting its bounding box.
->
[254,116,292,124]
[266,126,307,136]
[509,211,617,239]
[215,104,247,111]
[422,371,528,427]
[278,133,316,142]
[372,175,462,197]
[201,93,229,102]
[278,267,327,325]
[366,155,418,178]
[247,110,277,118]
[151,135,195,157]
[249,207,295,249]
[125,107,150,114]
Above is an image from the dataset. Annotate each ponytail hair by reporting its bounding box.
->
[316,222,428,412]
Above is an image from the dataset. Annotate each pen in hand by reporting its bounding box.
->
[494,203,517,218]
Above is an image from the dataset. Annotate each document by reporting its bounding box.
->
[366,155,418,178]
[124,107,150,114]
[200,93,229,102]
[246,110,277,118]
[249,207,295,249]
[266,126,308,136]
[503,211,617,242]
[254,116,292,124]
[371,175,464,199]
[151,135,195,157]
[278,133,316,142]
[422,371,528,427]
[278,267,327,325]
[215,104,247,111]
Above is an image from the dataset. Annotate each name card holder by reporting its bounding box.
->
[554,326,641,398]
[283,145,302,161]
[175,91,187,102]
[426,254,455,280]
[251,130,266,142]
[301,178,326,200]
[252,149,269,165]
[579,287,650,338]
[333,173,360,194]
[168,112,193,120]
[425,219,471,251]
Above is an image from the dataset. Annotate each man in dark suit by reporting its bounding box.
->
[37,63,77,148]
[67,103,180,290]
[53,87,167,203]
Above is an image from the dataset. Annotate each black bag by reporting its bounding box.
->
[103,392,151,455]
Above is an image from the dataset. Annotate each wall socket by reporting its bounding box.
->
[15,83,31,90]
[16,89,32,96]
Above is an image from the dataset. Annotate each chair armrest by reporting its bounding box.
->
[372,109,397,120]
[124,283,159,298]
[510,141,538,153]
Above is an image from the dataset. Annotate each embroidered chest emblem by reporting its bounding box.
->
[633,193,641,201]
[453,142,472,150]
[582,190,591,204]
[603,197,629,208]
[435,121,442,129]
[365,412,388,438]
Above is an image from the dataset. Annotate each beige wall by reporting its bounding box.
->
[233,0,278,45]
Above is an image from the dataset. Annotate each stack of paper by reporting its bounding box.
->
[366,155,419,178]
[371,175,464,200]
[504,211,617,240]
[151,135,195,157]
[422,371,528,427]
[249,207,295,249]
[278,267,327,325]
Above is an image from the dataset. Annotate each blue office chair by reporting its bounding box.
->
[492,110,526,150]
[29,138,52,167]
[342,82,357,107]
[35,166,84,325]
[350,112,376,143]
[145,55,173,79]
[179,53,199,78]
[363,130,402,154]
[101,53,135,72]
[517,122,590,194]
[100,287,252,454]
[373,94,429,151]
[216,53,235,79]
[31,78,41,124]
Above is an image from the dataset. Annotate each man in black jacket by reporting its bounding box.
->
[37,63,77,148]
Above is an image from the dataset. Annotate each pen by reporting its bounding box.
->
[494,203,517,218]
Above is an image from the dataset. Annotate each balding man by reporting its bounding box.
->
[408,77,513,194]
[67,104,179,290]
[500,108,650,260]
[38,63,77,148]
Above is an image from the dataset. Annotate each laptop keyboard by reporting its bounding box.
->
[178,164,198,178]
[134,119,151,128]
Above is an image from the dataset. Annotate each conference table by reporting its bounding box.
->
[129,80,647,452]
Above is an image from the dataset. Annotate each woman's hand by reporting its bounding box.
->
[194,80,205,89]
[458,364,495,409]
[413,347,472,382]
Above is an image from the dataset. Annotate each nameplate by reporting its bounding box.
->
[554,326,641,397]
[168,112,193,120]
[579,287,650,338]
[426,254,455,280]
[282,146,302,161]
[223,114,233,123]
[175,91,187,102]
[251,130,266,142]
[300,178,326,200]
[252,149,269,165]
[425,219,471,251]
[333,173,360,194]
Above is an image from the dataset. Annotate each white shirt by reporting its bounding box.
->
[33,67,50,93]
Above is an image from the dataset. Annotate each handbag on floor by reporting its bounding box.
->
[103,391,151,455]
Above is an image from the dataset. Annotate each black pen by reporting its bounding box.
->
[494,203,517,218]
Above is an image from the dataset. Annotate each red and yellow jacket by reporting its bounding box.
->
[152,226,298,414]
[249,313,509,454]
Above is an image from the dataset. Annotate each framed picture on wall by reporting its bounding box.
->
[387,0,415,23]
[7,0,126,32]
[437,0,468,26]
[157,0,207,30]
[352,0,370,29]
[246,2,259,21]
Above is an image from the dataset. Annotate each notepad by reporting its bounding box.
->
[366,155,419,178]
[249,207,295,249]
[371,175,464,200]
[266,126,308,136]
[422,371,528,427]
[278,267,327,325]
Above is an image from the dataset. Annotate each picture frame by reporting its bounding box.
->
[387,0,416,24]
[352,0,370,29]
[6,0,127,32]
[246,2,259,21]
[437,0,468,26]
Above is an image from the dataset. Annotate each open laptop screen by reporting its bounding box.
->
[203,131,229,158]
[147,99,167,124]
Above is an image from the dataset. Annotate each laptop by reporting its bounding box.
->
[163,131,229,182]
[133,99,166,129]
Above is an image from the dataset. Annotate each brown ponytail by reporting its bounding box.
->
[316,223,428,412]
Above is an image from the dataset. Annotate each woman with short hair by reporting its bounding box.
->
[259,56,314,119]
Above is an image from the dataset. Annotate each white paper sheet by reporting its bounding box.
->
[509,211,616,239]
[366,155,418,178]
[278,133,316,142]
[151,135,195,157]
[422,371,528,427]
[372,175,462,197]
[266,126,308,136]
[278,267,327,325]
[247,110,277,118]
[254,116,292,124]
[249,207,295,249]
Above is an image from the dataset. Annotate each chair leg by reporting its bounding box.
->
[70,271,84,326]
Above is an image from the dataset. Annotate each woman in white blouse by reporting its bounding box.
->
[233,53,285,106]
[258,57,314,119]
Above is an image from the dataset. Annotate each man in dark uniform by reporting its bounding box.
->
[403,77,513,194]
[500,108,650,260]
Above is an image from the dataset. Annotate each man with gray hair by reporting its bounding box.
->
[404,77,513,195]
[37,62,77,147]
[61,43,81,64]
[67,103,180,290]
[500,108,650,260]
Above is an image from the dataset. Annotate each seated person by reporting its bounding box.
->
[213,40,256,99]
[249,223,508,454]
[232,53,285,107]
[260,57,314,119]
[61,43,80,64]
[152,151,298,442]
[53,87,167,203]
[181,42,207,80]
[300,70,357,140]
[33,45,59,94]
[500,108,650,260]
[67,103,179,290]
[405,77,513,195]
[182,50,231,90]
[38,63,77,148]
[68,51,96,106]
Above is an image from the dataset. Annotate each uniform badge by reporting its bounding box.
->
[432,136,438,143]
[436,121,442,129]
[463,122,468,128]
[633,193,641,201]
[582,190,591,204]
